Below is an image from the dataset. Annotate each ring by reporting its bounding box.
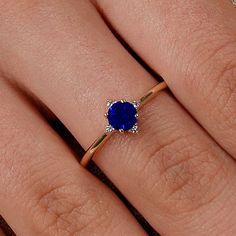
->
[80,81,168,167]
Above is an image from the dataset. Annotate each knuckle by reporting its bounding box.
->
[160,146,226,212]
[138,124,228,214]
[0,129,113,235]
[165,149,225,214]
[33,182,112,235]
[211,61,236,128]
[185,35,236,90]
[184,32,236,129]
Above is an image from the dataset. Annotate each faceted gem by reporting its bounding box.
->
[107,101,137,131]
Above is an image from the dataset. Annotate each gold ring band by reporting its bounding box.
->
[80,81,168,167]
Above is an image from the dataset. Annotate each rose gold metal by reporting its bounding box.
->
[80,81,168,167]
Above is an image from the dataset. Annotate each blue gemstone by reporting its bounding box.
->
[108,101,137,131]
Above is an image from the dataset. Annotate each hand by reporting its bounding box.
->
[0,1,236,235]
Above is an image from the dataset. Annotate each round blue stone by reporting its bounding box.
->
[108,101,137,131]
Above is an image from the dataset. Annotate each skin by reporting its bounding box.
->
[0,0,236,235]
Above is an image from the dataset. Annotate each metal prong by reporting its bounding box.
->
[135,113,139,118]
[106,125,114,133]
[104,113,108,118]
[120,99,126,103]
[107,100,113,107]
[119,129,124,133]
[132,101,140,109]
[130,124,138,133]
[131,129,138,133]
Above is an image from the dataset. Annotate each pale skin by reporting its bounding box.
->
[0,0,236,235]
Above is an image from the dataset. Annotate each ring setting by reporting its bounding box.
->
[105,100,139,133]
[80,81,168,167]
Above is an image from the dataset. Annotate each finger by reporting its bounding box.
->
[93,0,236,157]
[1,1,236,235]
[0,80,146,235]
